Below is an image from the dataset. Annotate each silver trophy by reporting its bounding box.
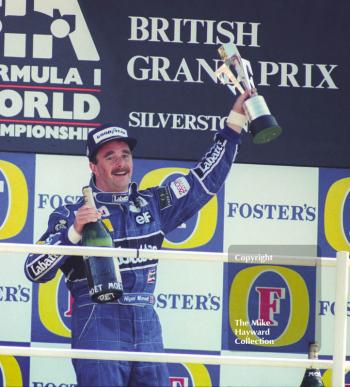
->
[215,43,282,144]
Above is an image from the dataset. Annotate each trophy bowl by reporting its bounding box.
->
[244,95,282,144]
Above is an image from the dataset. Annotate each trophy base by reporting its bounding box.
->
[250,115,282,144]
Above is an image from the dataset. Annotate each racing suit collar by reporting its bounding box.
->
[89,176,141,205]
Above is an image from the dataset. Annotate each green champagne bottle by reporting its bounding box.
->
[300,342,324,387]
[82,186,123,303]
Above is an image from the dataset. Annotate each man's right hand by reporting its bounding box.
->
[73,204,101,234]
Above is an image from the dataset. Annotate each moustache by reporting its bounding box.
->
[111,168,130,175]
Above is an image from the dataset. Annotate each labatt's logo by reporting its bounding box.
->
[324,177,350,252]
[139,167,217,249]
[169,363,214,387]
[229,266,309,346]
[38,271,71,338]
[0,356,23,386]
[0,160,28,240]
[0,0,99,61]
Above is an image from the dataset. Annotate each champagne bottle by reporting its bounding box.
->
[82,186,123,303]
[300,342,324,387]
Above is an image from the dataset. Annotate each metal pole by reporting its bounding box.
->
[332,250,349,387]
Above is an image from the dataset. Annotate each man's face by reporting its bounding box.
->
[90,141,133,192]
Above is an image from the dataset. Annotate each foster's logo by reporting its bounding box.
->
[0,354,29,387]
[224,264,314,351]
[31,272,72,342]
[322,174,350,253]
[0,160,28,240]
[168,361,219,387]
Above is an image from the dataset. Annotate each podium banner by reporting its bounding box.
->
[0,1,348,165]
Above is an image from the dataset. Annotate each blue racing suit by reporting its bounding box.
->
[24,126,240,387]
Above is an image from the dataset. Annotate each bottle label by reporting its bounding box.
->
[97,293,116,302]
[89,281,123,297]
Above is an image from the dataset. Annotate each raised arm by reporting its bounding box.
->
[157,92,250,234]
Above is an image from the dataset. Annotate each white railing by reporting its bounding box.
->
[0,242,337,266]
[0,243,348,387]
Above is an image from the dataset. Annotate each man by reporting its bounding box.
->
[24,91,250,386]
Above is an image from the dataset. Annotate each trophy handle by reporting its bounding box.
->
[215,64,245,95]
[219,43,255,92]
[231,55,254,92]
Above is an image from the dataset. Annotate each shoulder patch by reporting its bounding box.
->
[157,186,173,210]
[54,219,68,231]
[170,177,190,199]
